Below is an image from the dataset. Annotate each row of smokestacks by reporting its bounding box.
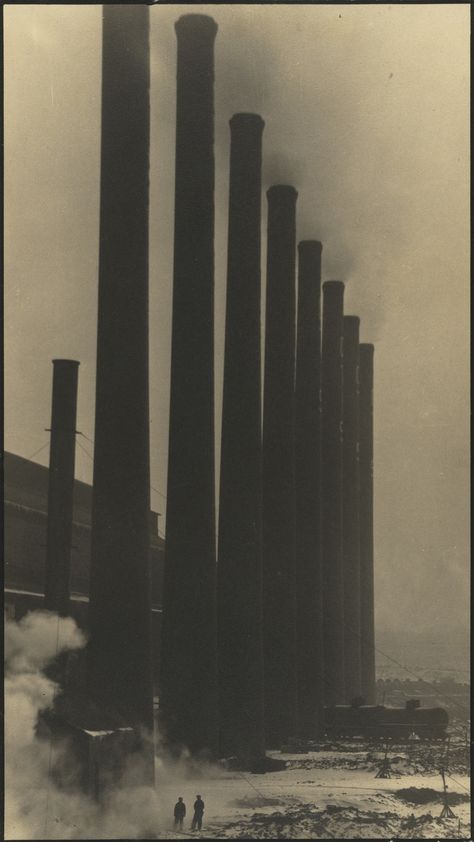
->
[42,7,376,778]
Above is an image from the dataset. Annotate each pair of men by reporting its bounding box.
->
[174,795,205,830]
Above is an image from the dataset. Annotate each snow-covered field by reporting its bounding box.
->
[153,743,470,839]
[5,613,469,839]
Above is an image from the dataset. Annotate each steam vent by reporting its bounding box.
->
[159,14,219,757]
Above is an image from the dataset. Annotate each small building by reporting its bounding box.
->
[37,692,139,800]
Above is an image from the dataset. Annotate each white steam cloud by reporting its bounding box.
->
[6,609,86,675]
[5,611,86,839]
[4,610,230,840]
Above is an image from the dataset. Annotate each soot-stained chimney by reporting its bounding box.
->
[359,343,376,704]
[218,113,266,766]
[342,316,362,702]
[87,5,154,777]
[263,184,298,747]
[44,359,79,617]
[159,14,219,757]
[321,280,345,705]
[295,241,324,739]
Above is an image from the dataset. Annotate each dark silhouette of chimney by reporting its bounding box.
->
[359,343,376,703]
[44,359,79,617]
[217,114,265,766]
[262,185,298,747]
[342,316,362,702]
[295,241,324,739]
[159,14,219,756]
[321,280,345,705]
[87,5,154,778]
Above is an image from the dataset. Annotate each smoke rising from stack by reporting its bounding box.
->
[2,11,470,840]
[205,8,364,274]
[6,8,469,648]
[147,4,413,524]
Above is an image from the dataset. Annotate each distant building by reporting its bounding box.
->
[3,451,165,683]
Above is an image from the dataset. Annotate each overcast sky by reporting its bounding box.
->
[4,4,470,641]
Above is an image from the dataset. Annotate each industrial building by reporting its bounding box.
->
[5,7,378,782]
[3,451,165,686]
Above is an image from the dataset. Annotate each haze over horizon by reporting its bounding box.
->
[4,5,469,646]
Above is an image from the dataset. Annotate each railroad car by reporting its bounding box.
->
[324,699,448,740]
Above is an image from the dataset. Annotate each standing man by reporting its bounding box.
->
[191,795,205,830]
[174,797,186,829]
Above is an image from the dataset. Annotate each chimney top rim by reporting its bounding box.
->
[267,184,298,198]
[323,280,345,291]
[175,14,218,36]
[299,239,323,250]
[344,315,360,326]
[230,112,265,129]
[52,359,80,367]
[359,342,375,352]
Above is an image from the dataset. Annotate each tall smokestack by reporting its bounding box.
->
[44,359,79,617]
[295,241,324,739]
[342,316,362,702]
[359,343,376,703]
[263,184,298,747]
[159,14,219,756]
[218,114,265,765]
[87,5,154,774]
[321,280,345,705]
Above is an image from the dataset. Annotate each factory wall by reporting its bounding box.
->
[3,451,165,685]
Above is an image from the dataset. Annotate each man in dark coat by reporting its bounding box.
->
[174,797,186,829]
[191,795,205,830]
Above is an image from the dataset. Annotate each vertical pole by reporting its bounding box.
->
[263,185,298,747]
[44,359,79,616]
[159,14,219,756]
[218,114,265,765]
[295,241,324,738]
[87,5,154,778]
[321,281,345,705]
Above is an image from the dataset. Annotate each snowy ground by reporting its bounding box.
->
[154,742,470,840]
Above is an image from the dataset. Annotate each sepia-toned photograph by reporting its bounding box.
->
[4,3,470,838]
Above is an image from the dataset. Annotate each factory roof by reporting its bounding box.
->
[3,451,164,547]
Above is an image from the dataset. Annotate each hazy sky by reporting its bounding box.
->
[4,4,470,639]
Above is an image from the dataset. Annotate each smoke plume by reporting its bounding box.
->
[5,610,231,840]
[5,611,85,838]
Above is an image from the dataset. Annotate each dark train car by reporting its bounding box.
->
[324,699,448,740]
